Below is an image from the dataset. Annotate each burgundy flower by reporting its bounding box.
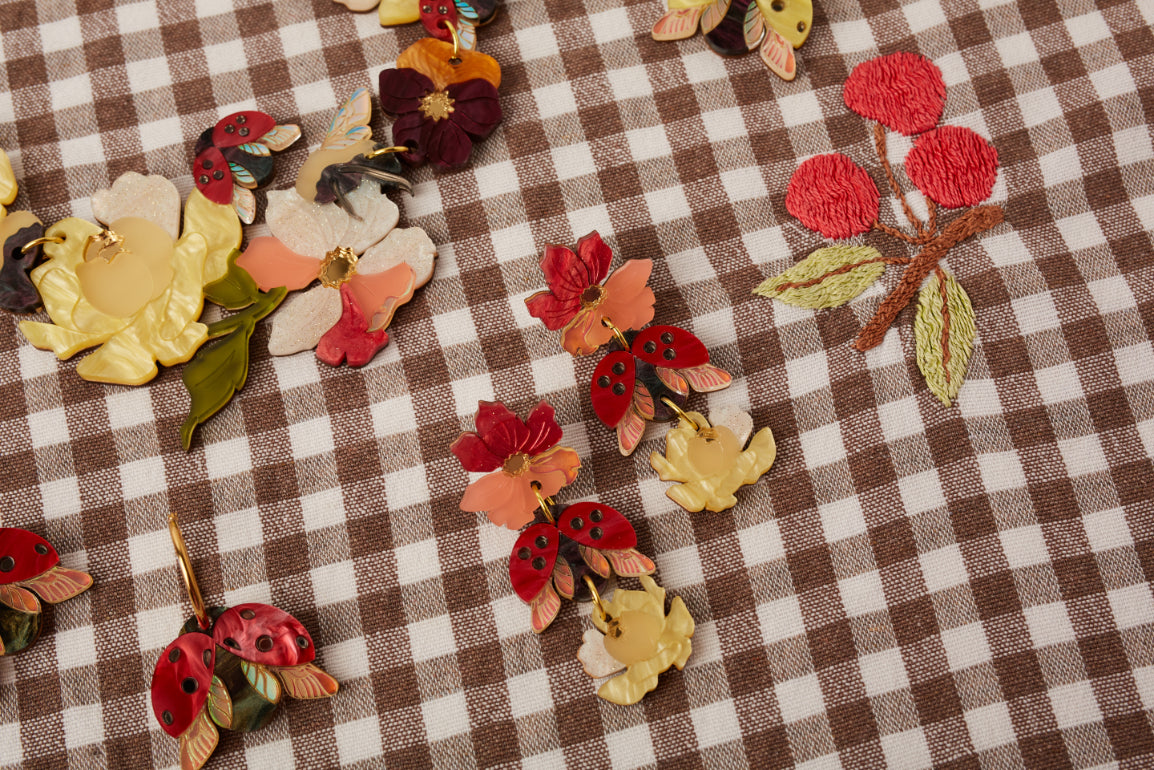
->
[379,68,502,169]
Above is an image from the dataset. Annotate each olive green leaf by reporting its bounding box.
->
[203,249,261,309]
[914,269,975,407]
[754,245,887,308]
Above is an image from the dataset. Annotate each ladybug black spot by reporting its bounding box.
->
[34,544,48,555]
[0,556,13,572]
[590,527,603,540]
[236,114,247,124]
[203,649,212,666]
[239,127,250,137]
[598,375,611,388]
[181,677,199,694]
[162,711,174,726]
[212,170,224,180]
[612,383,626,395]
[517,547,531,560]
[661,331,674,344]
[224,124,235,134]
[612,361,626,375]
[297,635,310,649]
[643,341,657,354]
[531,557,546,570]
[240,609,255,620]
[535,535,548,549]
[198,175,209,185]
[224,637,239,649]
[168,648,181,663]
[256,635,274,652]
[570,517,584,530]
[202,159,213,170]
[590,509,603,522]
[662,348,676,361]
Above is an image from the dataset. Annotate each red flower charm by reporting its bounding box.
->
[379,69,501,169]
[525,232,656,356]
[451,401,580,529]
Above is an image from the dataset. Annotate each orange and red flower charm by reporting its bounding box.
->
[451,400,579,529]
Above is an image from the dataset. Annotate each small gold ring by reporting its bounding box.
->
[21,235,64,254]
[530,481,555,524]
[169,512,211,631]
[364,145,409,159]
[441,20,461,62]
[660,396,702,429]
[584,575,607,623]
[599,317,630,348]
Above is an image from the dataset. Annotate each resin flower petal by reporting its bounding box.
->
[266,284,343,356]
[235,237,321,293]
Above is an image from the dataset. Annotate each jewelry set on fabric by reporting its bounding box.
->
[1,1,1012,765]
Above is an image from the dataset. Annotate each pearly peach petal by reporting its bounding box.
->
[347,262,415,331]
[235,237,321,292]
[598,259,655,334]
[460,472,537,530]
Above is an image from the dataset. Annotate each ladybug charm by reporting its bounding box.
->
[0,528,93,656]
[151,515,338,770]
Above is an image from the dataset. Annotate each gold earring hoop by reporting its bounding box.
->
[168,512,210,631]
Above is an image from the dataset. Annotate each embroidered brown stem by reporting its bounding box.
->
[854,204,1003,351]
[935,266,951,384]
[873,220,920,245]
[874,122,927,240]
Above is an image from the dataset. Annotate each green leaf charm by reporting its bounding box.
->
[207,675,234,729]
[754,245,886,308]
[180,287,286,450]
[242,660,283,704]
[203,249,261,309]
[914,269,975,406]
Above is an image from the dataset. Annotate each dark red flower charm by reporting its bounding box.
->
[379,68,502,168]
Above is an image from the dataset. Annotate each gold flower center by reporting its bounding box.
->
[419,90,455,121]
[581,284,605,309]
[319,247,358,288]
[503,452,530,476]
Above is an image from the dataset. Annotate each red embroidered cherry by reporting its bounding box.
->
[212,111,276,149]
[591,350,635,428]
[193,146,233,205]
[0,528,59,584]
[212,604,315,668]
[509,523,559,602]
[631,325,709,370]
[843,52,946,136]
[556,502,636,552]
[151,633,216,738]
[905,126,999,209]
[786,154,880,239]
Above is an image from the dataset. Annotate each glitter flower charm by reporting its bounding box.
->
[451,401,581,529]
[18,173,237,385]
[378,38,503,168]
[234,182,435,364]
[525,232,656,356]
[577,575,694,705]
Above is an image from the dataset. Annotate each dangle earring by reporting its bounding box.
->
[525,232,776,512]
[452,399,694,705]
[356,0,499,52]
[0,528,93,656]
[151,514,339,770]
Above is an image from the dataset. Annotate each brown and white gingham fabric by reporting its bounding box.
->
[1,0,1153,767]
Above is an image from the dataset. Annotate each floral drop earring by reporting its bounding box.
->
[452,400,694,705]
[525,232,777,513]
[151,514,338,770]
[0,528,93,656]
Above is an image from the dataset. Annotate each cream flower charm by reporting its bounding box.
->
[577,576,694,705]
[18,173,231,386]
[235,180,434,364]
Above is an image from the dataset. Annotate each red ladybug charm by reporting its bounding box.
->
[0,528,93,656]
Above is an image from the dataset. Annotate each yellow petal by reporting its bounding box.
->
[75,329,159,385]
[0,149,16,206]
[159,232,208,340]
[378,0,420,25]
[18,321,109,359]
[183,189,241,284]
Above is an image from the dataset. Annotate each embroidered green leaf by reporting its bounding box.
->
[203,250,260,309]
[241,660,283,704]
[206,675,234,729]
[180,287,286,450]
[915,269,975,407]
[753,245,887,308]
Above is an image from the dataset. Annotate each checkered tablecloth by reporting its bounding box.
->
[2,0,1153,767]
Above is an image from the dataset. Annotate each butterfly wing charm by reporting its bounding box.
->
[320,89,373,152]
[652,7,704,41]
[759,27,797,80]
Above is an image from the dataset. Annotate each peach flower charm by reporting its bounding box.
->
[451,401,580,529]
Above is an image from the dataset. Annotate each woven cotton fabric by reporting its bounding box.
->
[2,0,1153,767]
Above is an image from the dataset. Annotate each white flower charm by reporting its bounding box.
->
[235,181,435,362]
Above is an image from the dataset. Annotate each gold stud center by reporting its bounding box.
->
[503,452,530,476]
[319,247,358,288]
[581,284,605,309]
[419,90,455,121]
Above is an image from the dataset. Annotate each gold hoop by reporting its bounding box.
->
[584,575,608,623]
[168,512,210,630]
[599,317,630,348]
[530,481,555,524]
[659,396,704,429]
[21,235,64,254]
[364,145,409,159]
[441,20,462,63]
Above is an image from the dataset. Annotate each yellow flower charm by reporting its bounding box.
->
[650,408,776,513]
[18,174,238,386]
[578,576,694,706]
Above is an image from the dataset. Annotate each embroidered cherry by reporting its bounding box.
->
[905,126,999,209]
[785,154,880,239]
[0,528,93,656]
[843,51,945,136]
